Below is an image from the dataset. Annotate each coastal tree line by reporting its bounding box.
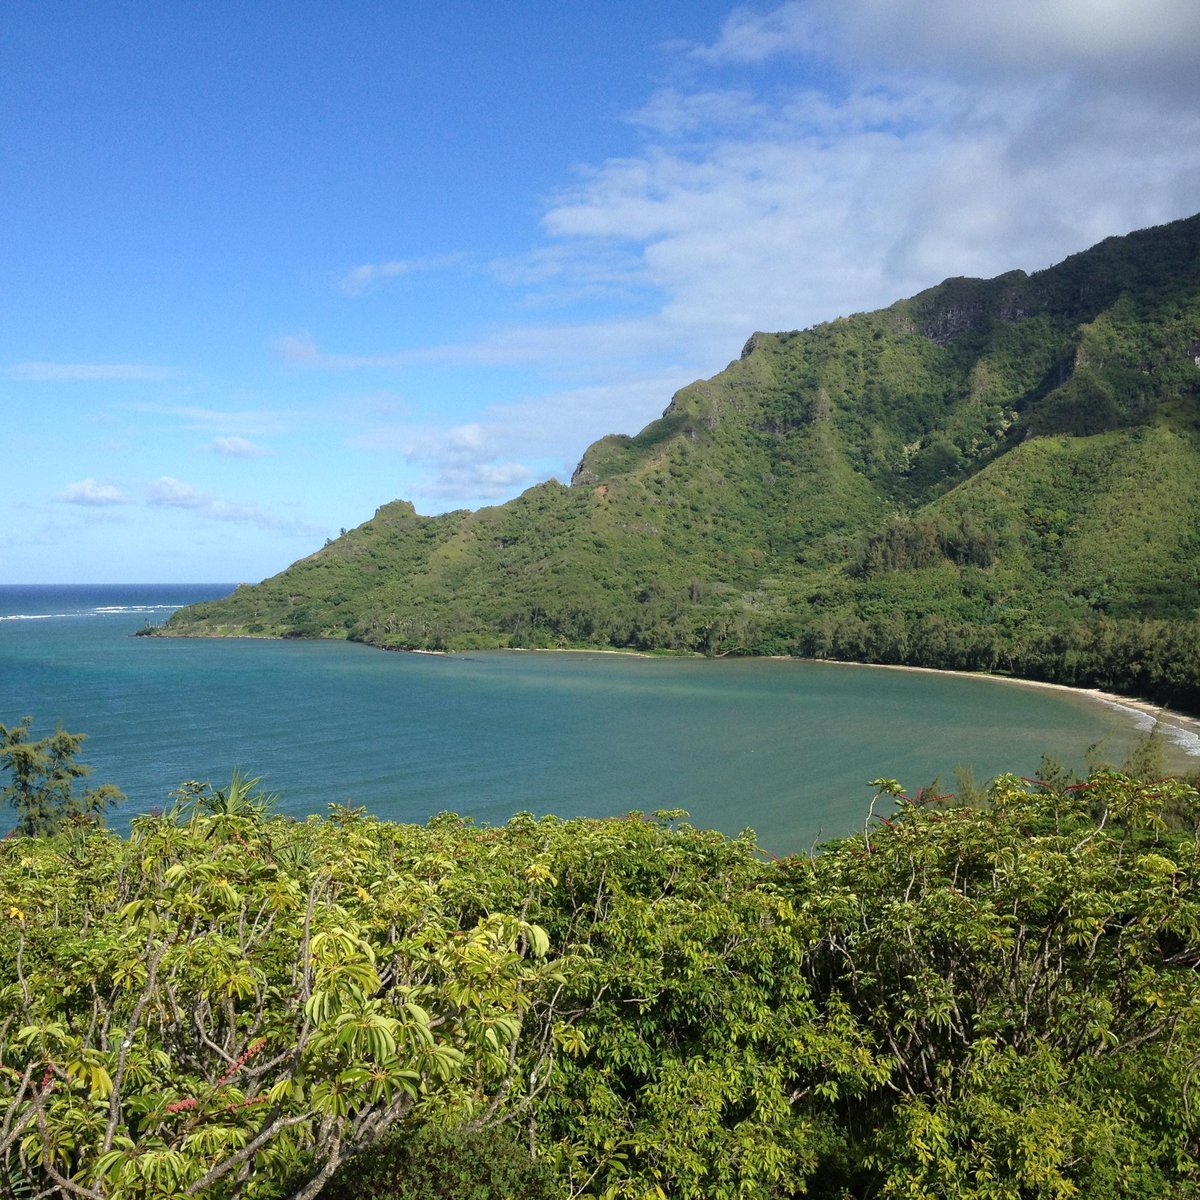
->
[352,602,1200,718]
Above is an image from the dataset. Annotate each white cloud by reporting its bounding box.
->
[394,421,499,468]
[628,89,769,136]
[337,254,465,297]
[344,418,538,506]
[421,427,539,499]
[147,477,209,509]
[278,2,1200,519]
[414,461,536,502]
[129,404,289,436]
[689,0,1200,81]
[9,362,176,382]
[144,476,315,535]
[443,423,486,456]
[210,435,271,457]
[57,478,128,506]
[833,0,1200,88]
[528,0,1200,353]
[689,2,817,64]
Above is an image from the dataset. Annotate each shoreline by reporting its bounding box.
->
[459,645,1200,758]
[812,657,1200,761]
[146,629,1200,761]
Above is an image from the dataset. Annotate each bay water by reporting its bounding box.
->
[1,584,1191,854]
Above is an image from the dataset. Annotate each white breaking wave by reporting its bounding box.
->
[0,604,183,622]
[1161,725,1200,756]
[1096,698,1200,757]
[93,605,182,613]
[1097,698,1158,732]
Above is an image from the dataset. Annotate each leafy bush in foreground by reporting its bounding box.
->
[1,771,1198,1198]
[317,1124,558,1200]
[0,787,561,1199]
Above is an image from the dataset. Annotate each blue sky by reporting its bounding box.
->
[4,0,1199,583]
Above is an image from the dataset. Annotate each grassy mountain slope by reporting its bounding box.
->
[164,214,1200,706]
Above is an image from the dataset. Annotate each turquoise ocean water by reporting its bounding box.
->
[1,584,1192,853]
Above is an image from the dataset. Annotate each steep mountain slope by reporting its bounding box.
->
[164,214,1200,707]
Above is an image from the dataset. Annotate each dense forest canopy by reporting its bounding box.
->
[160,214,1200,712]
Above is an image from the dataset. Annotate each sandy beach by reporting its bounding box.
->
[814,658,1200,764]
[504,645,1200,761]
[515,643,1200,762]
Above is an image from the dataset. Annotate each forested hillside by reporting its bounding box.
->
[163,214,1200,710]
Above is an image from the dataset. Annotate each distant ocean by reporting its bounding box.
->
[0,583,1190,853]
[0,583,219,624]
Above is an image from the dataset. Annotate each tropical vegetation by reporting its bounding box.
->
[0,718,123,838]
[158,213,1200,712]
[2,730,1199,1198]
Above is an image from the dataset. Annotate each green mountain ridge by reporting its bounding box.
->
[164,214,1200,711]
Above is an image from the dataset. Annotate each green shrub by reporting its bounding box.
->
[317,1126,560,1200]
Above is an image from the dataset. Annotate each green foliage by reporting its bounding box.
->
[317,1125,559,1200]
[3,767,1199,1199]
[156,214,1200,711]
[0,1160,33,1200]
[495,811,877,1198]
[793,770,1200,1198]
[0,780,560,1199]
[0,717,123,837]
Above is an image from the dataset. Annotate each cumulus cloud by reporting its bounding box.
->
[415,461,536,502]
[402,421,512,472]
[9,362,175,382]
[57,478,128,506]
[147,477,210,509]
[410,423,537,502]
[346,419,537,505]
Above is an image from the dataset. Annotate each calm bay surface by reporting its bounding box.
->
[1,584,1192,853]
